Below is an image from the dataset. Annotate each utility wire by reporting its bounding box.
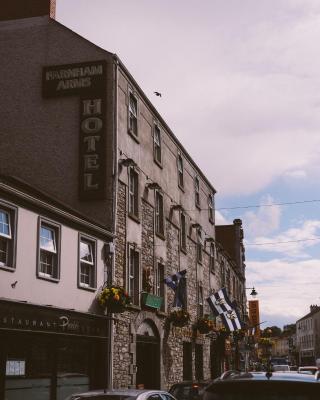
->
[246,236,320,246]
[217,199,320,211]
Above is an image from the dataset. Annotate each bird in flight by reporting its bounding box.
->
[154,91,162,97]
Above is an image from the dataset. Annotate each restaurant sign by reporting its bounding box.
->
[0,300,107,338]
[42,60,107,200]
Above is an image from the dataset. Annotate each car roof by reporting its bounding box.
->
[213,371,319,383]
[68,389,171,399]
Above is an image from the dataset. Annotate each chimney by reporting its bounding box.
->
[0,0,55,22]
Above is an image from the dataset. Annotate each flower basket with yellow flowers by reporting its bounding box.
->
[194,314,214,334]
[168,309,190,327]
[98,285,131,313]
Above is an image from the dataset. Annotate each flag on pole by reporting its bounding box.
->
[164,269,187,308]
[206,288,243,332]
[206,287,234,316]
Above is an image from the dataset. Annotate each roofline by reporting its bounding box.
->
[112,54,217,194]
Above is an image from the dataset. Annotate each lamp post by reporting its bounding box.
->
[246,287,258,298]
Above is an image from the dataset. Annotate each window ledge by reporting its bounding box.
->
[209,218,214,225]
[128,213,140,224]
[128,129,140,144]
[37,274,60,283]
[195,203,201,210]
[156,231,165,241]
[154,158,163,169]
[78,284,96,292]
[180,247,187,255]
[0,265,15,273]
[178,184,185,192]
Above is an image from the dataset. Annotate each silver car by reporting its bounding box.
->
[65,388,177,400]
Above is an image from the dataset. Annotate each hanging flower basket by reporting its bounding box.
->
[98,285,131,313]
[215,326,229,339]
[194,315,214,334]
[168,309,190,327]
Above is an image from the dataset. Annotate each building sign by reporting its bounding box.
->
[0,300,108,338]
[42,60,107,200]
[249,300,261,338]
[42,61,106,97]
[79,96,106,199]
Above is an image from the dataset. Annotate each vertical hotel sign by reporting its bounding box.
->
[42,60,107,200]
[248,300,261,338]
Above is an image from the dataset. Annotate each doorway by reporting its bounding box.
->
[136,320,160,389]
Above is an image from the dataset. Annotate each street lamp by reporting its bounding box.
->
[246,287,258,298]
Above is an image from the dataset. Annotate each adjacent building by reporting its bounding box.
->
[0,1,247,398]
[296,305,320,366]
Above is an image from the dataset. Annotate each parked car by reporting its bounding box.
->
[65,388,177,400]
[289,365,298,371]
[272,364,290,372]
[298,366,318,375]
[169,381,211,400]
[203,371,320,400]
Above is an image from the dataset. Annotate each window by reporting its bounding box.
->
[79,235,96,289]
[128,245,140,306]
[195,177,200,207]
[156,262,165,311]
[128,91,138,137]
[177,153,184,188]
[38,219,60,280]
[197,228,202,263]
[210,243,215,272]
[153,124,162,165]
[0,204,16,270]
[208,193,214,223]
[155,190,164,236]
[128,167,139,218]
[220,261,225,286]
[180,212,187,252]
[198,285,204,317]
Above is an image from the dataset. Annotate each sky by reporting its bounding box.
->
[56,0,320,329]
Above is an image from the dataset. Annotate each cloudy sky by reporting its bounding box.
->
[57,0,320,328]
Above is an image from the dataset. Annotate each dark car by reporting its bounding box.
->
[169,381,211,400]
[65,388,177,400]
[203,371,320,400]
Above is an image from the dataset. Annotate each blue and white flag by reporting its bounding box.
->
[207,288,243,332]
[164,269,187,308]
[206,287,234,316]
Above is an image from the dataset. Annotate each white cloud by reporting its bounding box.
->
[243,195,281,237]
[215,210,230,225]
[283,170,307,179]
[246,258,320,327]
[247,219,320,257]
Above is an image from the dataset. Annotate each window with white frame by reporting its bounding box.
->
[156,262,165,311]
[197,228,203,263]
[155,190,164,236]
[154,124,162,165]
[195,177,200,207]
[180,212,187,252]
[128,167,139,218]
[128,91,138,137]
[38,220,60,280]
[208,193,214,223]
[128,244,140,306]
[177,153,184,188]
[0,204,16,269]
[79,236,96,289]
[210,243,215,272]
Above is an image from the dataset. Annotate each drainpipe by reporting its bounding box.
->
[106,56,120,391]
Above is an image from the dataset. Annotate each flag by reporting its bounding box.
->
[219,309,242,332]
[206,287,234,316]
[206,288,243,332]
[164,269,187,308]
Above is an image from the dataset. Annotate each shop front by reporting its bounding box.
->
[0,300,108,400]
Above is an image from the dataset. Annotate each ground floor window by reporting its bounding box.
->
[1,332,106,400]
[183,342,192,381]
[195,344,203,380]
